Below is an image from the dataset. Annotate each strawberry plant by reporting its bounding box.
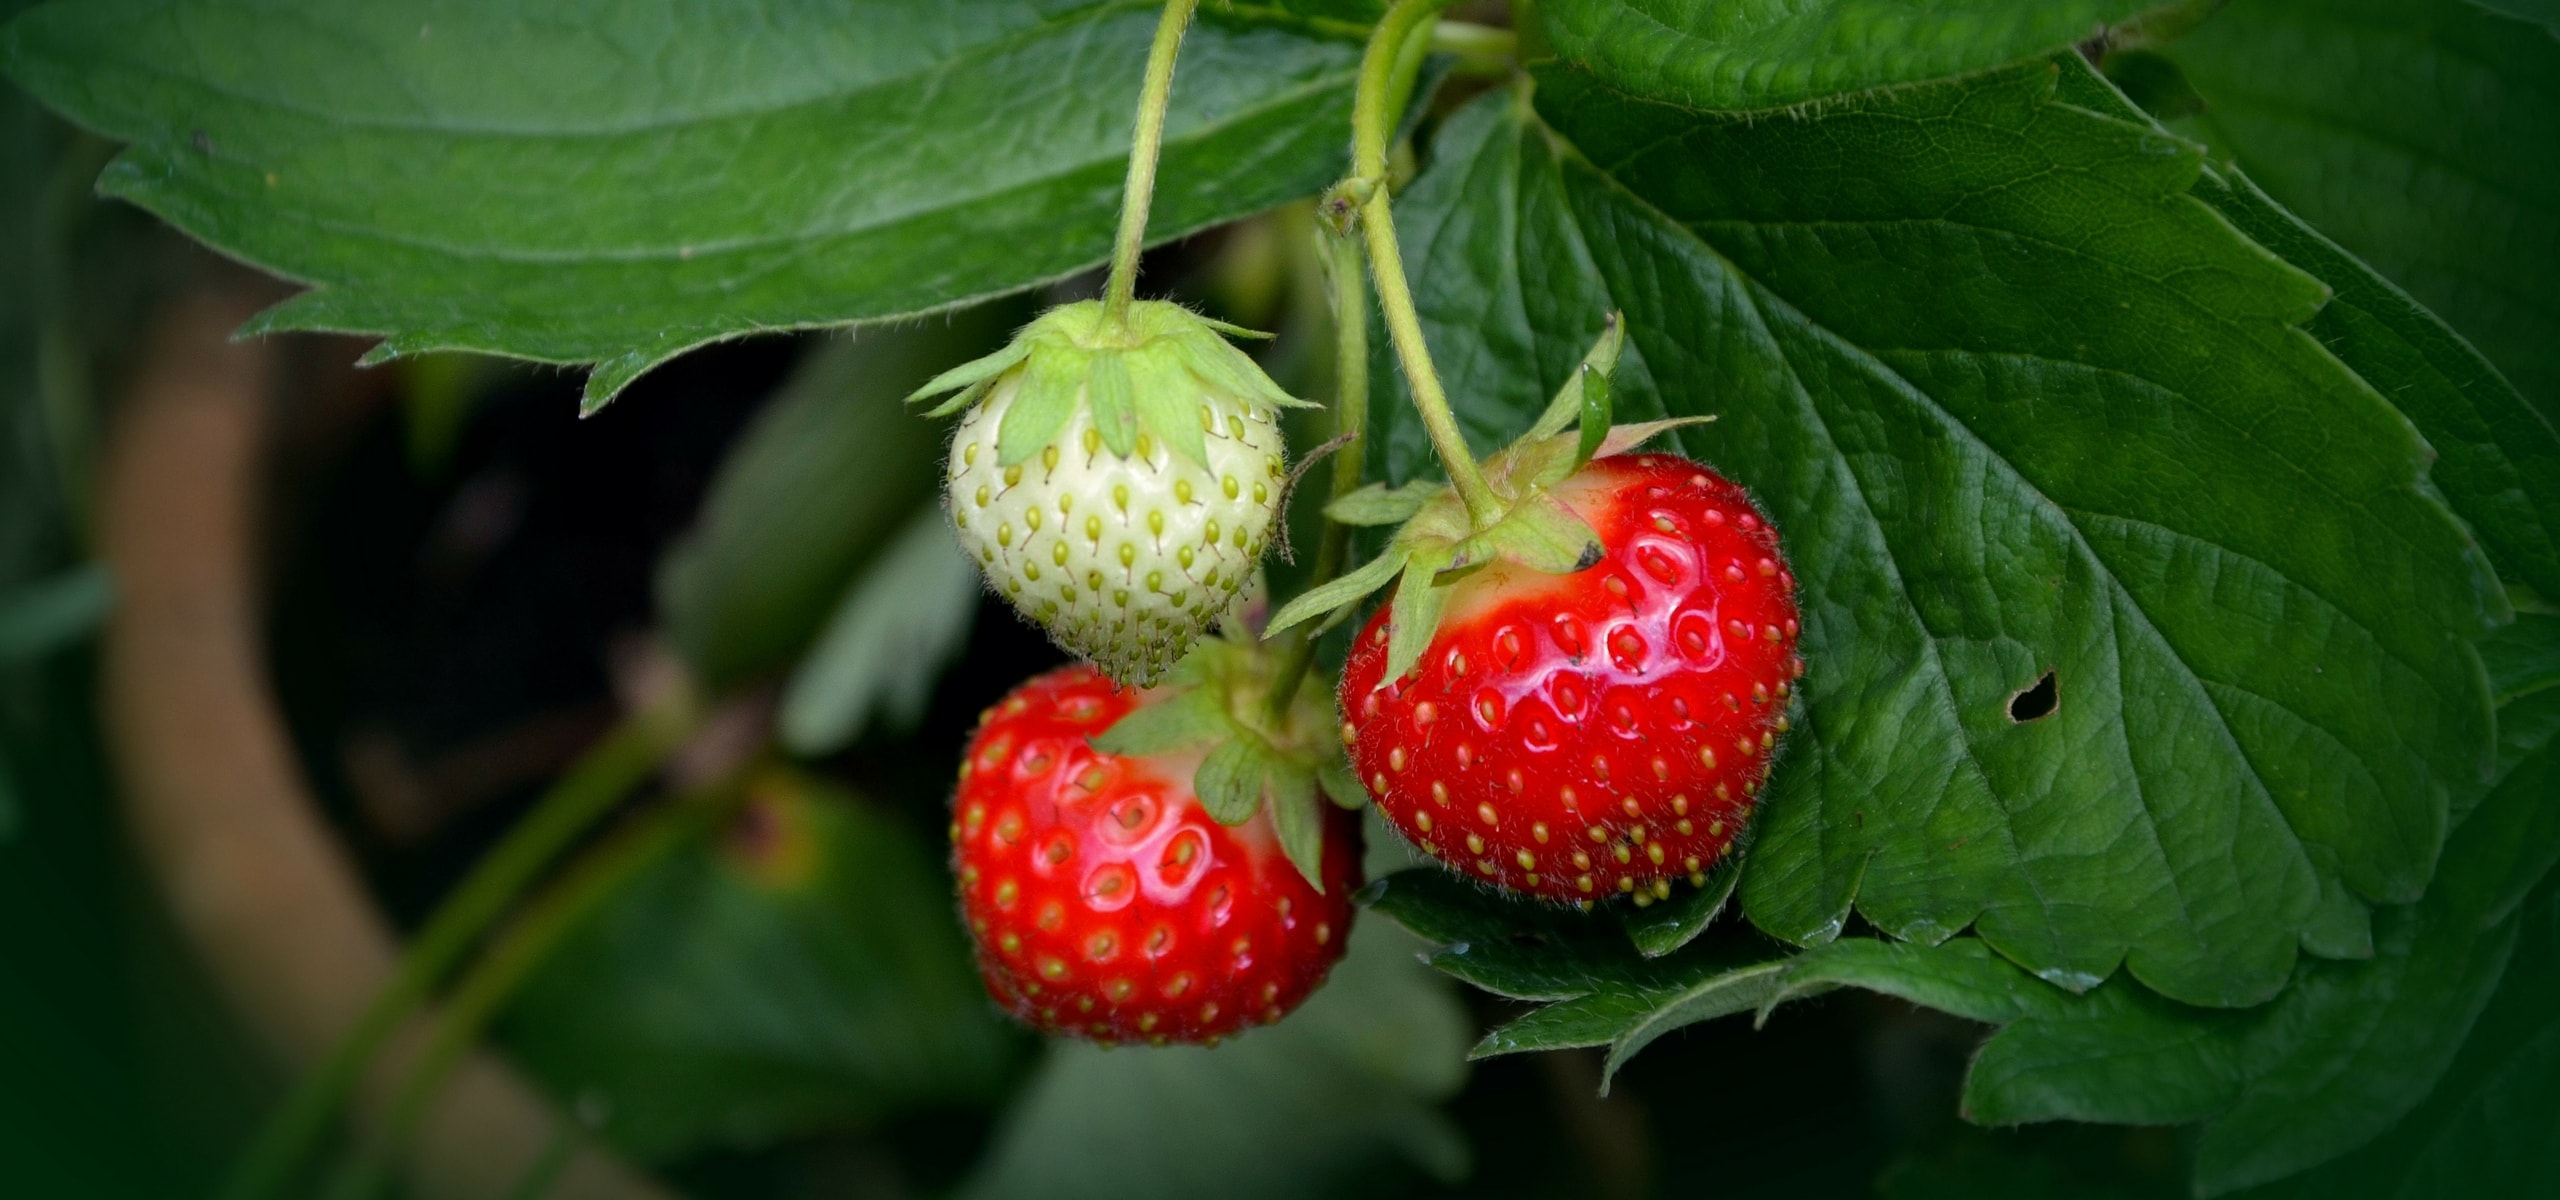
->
[0,0,2554,1198]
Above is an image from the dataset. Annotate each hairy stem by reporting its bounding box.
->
[217,705,690,1200]
[1264,227,1373,723]
[1103,0,1203,323]
[1352,0,1499,525]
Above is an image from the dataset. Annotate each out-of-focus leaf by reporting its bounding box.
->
[2163,0,2560,422]
[1537,0,2172,110]
[2236,876,2560,1200]
[0,561,108,663]
[0,0,1367,408]
[500,771,1021,1163]
[778,506,979,756]
[1371,61,2498,1009]
[957,914,1472,1200]
[661,316,1009,691]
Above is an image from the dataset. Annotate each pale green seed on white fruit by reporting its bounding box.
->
[947,370,1284,684]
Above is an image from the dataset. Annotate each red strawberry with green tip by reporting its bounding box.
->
[1338,453,1800,904]
[951,662,1360,1044]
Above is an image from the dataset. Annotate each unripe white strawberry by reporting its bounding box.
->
[911,300,1306,685]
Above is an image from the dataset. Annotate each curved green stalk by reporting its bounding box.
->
[325,784,741,1200]
[1102,0,1204,324]
[1351,0,1500,526]
[216,706,690,1200]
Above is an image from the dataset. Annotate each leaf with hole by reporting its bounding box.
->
[1367,59,2500,1010]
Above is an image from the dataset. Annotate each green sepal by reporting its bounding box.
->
[1265,758,1328,893]
[1453,494,1600,578]
[1194,735,1271,826]
[1128,342,1209,468]
[1090,687,1234,757]
[1572,363,1613,473]
[1086,348,1139,458]
[917,377,994,420]
[995,347,1084,467]
[1325,480,1444,527]
[1315,743,1368,811]
[1196,315,1277,341]
[904,338,1032,406]
[1383,553,1455,687]
[1524,312,1624,443]
[1265,545,1409,636]
[1589,416,1713,461]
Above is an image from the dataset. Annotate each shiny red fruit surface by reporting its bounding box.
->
[952,665,1360,1043]
[1340,454,1803,904]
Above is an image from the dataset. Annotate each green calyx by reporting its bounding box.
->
[907,298,1315,470]
[1087,638,1362,892]
[1265,312,1712,685]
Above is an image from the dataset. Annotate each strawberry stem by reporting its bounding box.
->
[1266,224,1373,722]
[1102,0,1202,326]
[1351,0,1503,526]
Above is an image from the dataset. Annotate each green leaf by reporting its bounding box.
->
[1090,688,1236,759]
[2234,877,2560,1200]
[660,324,990,691]
[1798,626,2560,1194]
[957,916,1471,1200]
[1372,62,2499,1008]
[777,507,980,756]
[1266,543,1405,636]
[1194,735,1270,826]
[0,0,1364,408]
[0,561,109,664]
[1537,0,2173,111]
[1619,842,1746,958]
[1323,480,1442,527]
[1360,869,1792,1063]
[2159,0,2560,423]
[500,774,1022,1162]
[2183,163,2560,604]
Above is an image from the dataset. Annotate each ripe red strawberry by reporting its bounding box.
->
[1339,453,1802,905]
[952,664,1360,1043]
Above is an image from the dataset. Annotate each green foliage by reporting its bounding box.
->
[659,321,1004,692]
[500,774,1022,1163]
[1368,58,2500,1011]
[1536,0,2171,110]
[778,508,981,756]
[0,0,1367,408]
[2161,0,2560,423]
[957,915,1470,1200]
[0,562,107,664]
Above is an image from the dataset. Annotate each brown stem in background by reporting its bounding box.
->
[96,284,670,1200]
